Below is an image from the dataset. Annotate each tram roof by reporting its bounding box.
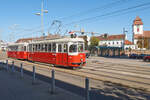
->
[8,43,28,46]
[29,37,84,44]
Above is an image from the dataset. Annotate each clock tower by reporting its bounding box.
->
[132,16,143,44]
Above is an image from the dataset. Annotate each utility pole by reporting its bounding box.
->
[35,0,48,38]
[123,28,128,50]
[0,29,2,50]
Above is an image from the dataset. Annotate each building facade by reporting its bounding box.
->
[0,40,7,51]
[97,34,125,48]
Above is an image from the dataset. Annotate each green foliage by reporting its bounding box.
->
[90,37,100,46]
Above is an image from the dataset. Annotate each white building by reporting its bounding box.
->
[124,40,136,50]
[96,33,135,49]
[97,34,125,47]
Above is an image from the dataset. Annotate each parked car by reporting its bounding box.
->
[143,55,150,62]
[129,53,138,59]
[137,54,147,59]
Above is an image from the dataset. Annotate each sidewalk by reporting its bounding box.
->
[0,67,83,100]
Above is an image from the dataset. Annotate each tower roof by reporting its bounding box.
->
[133,16,143,25]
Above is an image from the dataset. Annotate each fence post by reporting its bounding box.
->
[51,69,55,94]
[6,60,8,71]
[85,77,90,100]
[20,63,23,78]
[12,61,14,73]
[32,66,35,84]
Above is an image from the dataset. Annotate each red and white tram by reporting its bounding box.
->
[7,37,86,68]
[7,43,28,60]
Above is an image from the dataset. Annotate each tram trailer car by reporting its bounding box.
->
[7,43,28,60]
[27,37,86,68]
[7,37,86,68]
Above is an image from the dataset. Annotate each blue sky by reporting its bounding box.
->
[0,0,150,42]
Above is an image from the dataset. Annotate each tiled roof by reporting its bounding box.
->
[97,34,125,41]
[124,40,133,45]
[134,31,150,39]
[133,16,143,25]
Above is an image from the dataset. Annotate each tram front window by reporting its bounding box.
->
[69,44,77,53]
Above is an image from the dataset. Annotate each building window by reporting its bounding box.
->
[113,42,114,45]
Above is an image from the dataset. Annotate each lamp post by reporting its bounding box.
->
[35,0,48,37]
[123,28,128,50]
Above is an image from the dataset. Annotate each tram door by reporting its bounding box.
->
[57,43,68,66]
[62,44,68,66]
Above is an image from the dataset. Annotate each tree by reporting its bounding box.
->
[137,36,150,49]
[90,37,100,46]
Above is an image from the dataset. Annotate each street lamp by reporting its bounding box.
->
[35,0,48,37]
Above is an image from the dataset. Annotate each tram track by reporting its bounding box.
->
[84,63,150,75]
[87,60,150,72]
[79,65,150,83]
[2,57,150,92]
[87,57,150,70]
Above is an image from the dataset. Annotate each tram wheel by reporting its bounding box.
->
[72,67,80,70]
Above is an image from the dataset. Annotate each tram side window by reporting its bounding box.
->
[58,44,62,52]
[78,44,84,52]
[69,44,77,53]
[52,43,56,52]
[48,44,51,52]
[45,44,48,52]
[9,46,14,51]
[64,44,68,53]
[24,46,26,51]
[29,44,32,52]
[33,44,35,52]
[35,44,38,52]
[41,44,44,52]
[38,44,40,51]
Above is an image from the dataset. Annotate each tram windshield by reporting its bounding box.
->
[69,42,84,53]
[69,44,77,53]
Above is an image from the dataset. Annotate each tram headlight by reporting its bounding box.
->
[80,58,83,62]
